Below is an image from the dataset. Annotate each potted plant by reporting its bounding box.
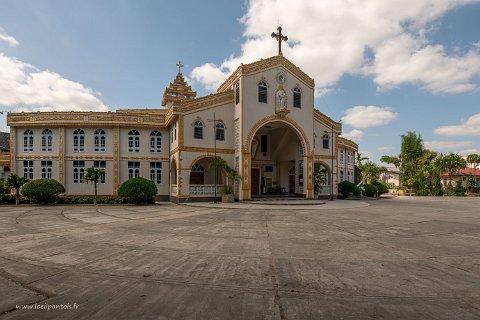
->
[209,157,240,203]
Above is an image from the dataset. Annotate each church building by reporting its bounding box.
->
[7,27,358,202]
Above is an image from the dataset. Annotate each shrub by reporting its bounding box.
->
[372,181,389,195]
[430,187,444,196]
[415,189,430,196]
[118,177,157,204]
[362,184,378,197]
[21,179,65,204]
[57,195,129,205]
[453,183,466,196]
[338,181,359,199]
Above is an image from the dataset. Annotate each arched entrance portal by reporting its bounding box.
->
[249,121,308,198]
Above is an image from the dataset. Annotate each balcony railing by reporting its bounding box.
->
[189,184,223,196]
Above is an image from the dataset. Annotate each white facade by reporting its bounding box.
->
[8,55,358,202]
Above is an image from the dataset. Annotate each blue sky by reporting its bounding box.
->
[1,0,479,163]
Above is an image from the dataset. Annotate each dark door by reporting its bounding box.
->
[289,174,295,194]
[251,168,260,196]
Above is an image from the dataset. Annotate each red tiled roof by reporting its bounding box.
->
[442,168,480,177]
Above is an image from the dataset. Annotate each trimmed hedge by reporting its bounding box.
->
[362,184,378,197]
[21,179,65,204]
[338,181,359,199]
[117,177,158,204]
[57,195,129,205]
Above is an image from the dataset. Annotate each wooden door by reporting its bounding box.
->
[289,174,295,194]
[251,168,260,196]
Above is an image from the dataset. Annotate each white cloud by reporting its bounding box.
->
[424,140,474,150]
[0,53,107,112]
[0,30,18,46]
[341,129,364,141]
[341,105,398,129]
[458,148,480,156]
[434,113,480,136]
[190,0,480,94]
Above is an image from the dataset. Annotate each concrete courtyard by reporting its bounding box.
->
[0,197,479,319]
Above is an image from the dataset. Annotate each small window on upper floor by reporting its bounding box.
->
[216,122,225,141]
[128,130,140,152]
[41,129,53,152]
[23,129,34,152]
[234,82,240,105]
[194,120,204,139]
[293,87,301,108]
[94,129,106,152]
[73,129,85,152]
[258,80,267,103]
[322,133,330,149]
[150,131,162,153]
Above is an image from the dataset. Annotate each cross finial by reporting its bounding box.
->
[271,26,288,56]
[176,61,184,74]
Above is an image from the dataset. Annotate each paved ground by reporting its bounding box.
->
[0,197,479,320]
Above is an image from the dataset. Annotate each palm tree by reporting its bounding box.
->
[6,174,28,205]
[466,154,480,169]
[436,153,467,186]
[84,167,106,205]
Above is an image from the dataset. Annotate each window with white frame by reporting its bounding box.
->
[340,170,344,182]
[340,149,344,164]
[93,160,106,183]
[94,129,106,152]
[23,129,34,152]
[41,129,53,151]
[322,133,329,149]
[128,161,140,179]
[347,151,352,165]
[41,160,52,179]
[258,80,267,103]
[128,130,140,152]
[194,120,203,139]
[73,129,85,152]
[150,131,162,153]
[73,160,85,183]
[150,162,162,184]
[216,122,225,141]
[23,160,33,179]
[293,87,301,108]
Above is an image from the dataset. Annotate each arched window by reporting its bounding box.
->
[194,120,204,139]
[190,163,205,185]
[293,87,301,108]
[23,129,34,152]
[258,80,267,103]
[234,82,240,104]
[216,122,225,141]
[41,129,52,152]
[322,133,330,149]
[73,129,85,152]
[94,129,106,152]
[150,131,162,153]
[128,130,140,152]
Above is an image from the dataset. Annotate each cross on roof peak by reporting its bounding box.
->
[271,26,288,56]
[176,61,184,74]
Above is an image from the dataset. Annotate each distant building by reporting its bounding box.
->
[379,166,401,188]
[0,132,10,179]
[441,168,480,188]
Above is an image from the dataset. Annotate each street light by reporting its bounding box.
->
[330,120,341,201]
[207,112,221,204]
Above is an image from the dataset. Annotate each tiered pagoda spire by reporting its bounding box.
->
[161,61,197,106]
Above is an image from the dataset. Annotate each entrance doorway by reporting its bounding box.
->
[288,166,295,194]
[251,168,260,196]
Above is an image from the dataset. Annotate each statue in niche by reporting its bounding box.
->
[276,89,287,111]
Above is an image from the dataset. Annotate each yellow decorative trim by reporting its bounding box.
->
[119,156,169,161]
[17,155,59,160]
[178,91,234,113]
[113,127,119,194]
[338,136,358,151]
[9,127,14,174]
[178,115,184,148]
[58,127,64,184]
[65,155,113,160]
[314,109,342,132]
[188,154,224,169]
[218,55,315,93]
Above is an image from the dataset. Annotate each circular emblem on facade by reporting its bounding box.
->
[275,71,287,85]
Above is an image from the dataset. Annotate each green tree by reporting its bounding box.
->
[436,153,467,181]
[466,154,480,169]
[84,167,106,205]
[0,178,7,201]
[466,174,477,193]
[361,162,386,184]
[6,174,28,205]
[209,157,239,195]
[380,155,401,168]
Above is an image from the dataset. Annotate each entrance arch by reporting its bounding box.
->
[246,119,311,199]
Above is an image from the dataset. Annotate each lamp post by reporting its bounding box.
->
[208,112,220,203]
[330,120,341,201]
